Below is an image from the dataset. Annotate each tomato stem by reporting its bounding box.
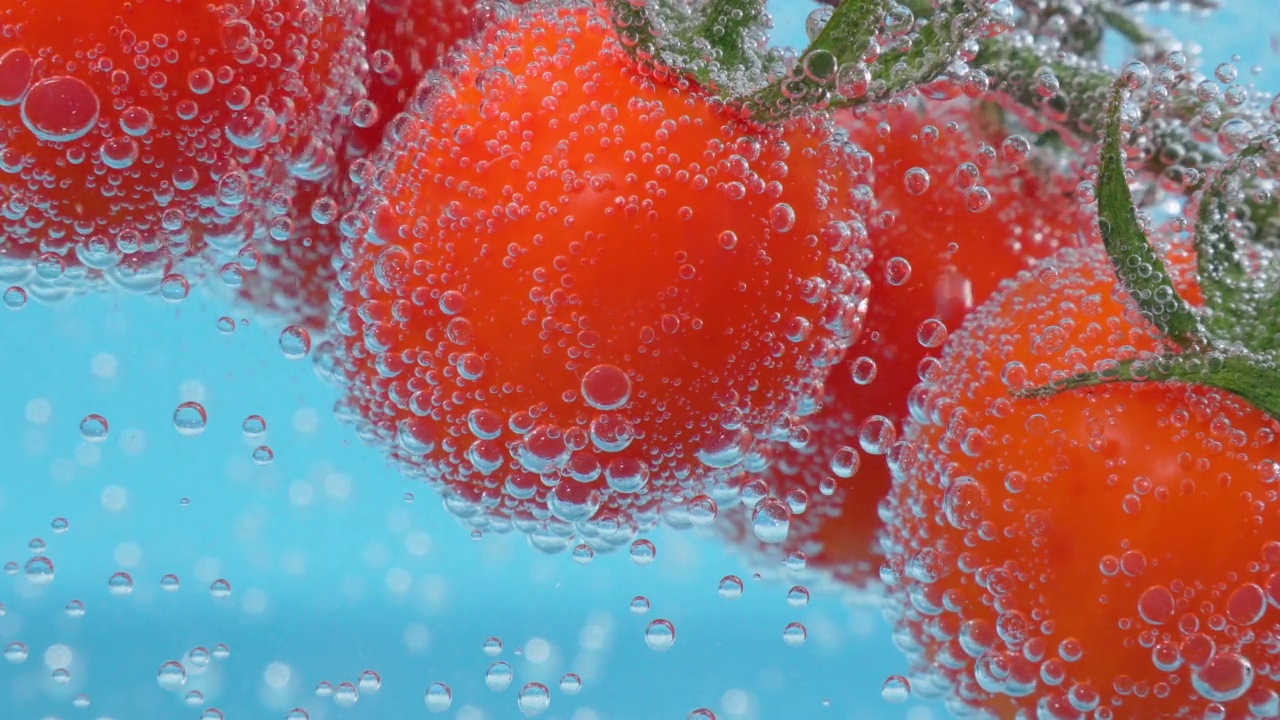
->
[690,0,767,74]
[971,36,1222,186]
[1096,82,1204,350]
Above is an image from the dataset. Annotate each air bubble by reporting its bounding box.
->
[517,682,551,716]
[280,326,312,359]
[173,402,208,436]
[644,619,676,652]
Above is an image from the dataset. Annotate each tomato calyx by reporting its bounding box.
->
[1018,82,1280,420]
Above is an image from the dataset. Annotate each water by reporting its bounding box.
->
[1,1,1276,719]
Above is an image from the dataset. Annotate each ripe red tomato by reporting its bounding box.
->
[237,0,511,331]
[723,100,1082,585]
[0,0,365,298]
[333,3,870,550]
[881,242,1280,718]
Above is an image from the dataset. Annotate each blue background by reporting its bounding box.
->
[1,2,1273,719]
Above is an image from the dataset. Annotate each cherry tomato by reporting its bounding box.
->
[723,100,1082,585]
[0,0,365,298]
[881,242,1280,718]
[333,3,870,550]
[238,0,518,331]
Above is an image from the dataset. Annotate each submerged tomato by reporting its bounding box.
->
[722,100,1082,585]
[0,0,365,299]
[238,0,506,331]
[882,243,1280,718]
[334,3,869,550]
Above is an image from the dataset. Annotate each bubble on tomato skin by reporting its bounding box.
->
[1191,653,1255,703]
[903,167,931,196]
[173,401,208,437]
[581,364,632,410]
[751,498,792,544]
[486,661,514,691]
[20,76,99,142]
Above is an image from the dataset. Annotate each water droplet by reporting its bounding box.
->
[334,681,359,707]
[630,596,651,614]
[486,661,513,691]
[252,445,274,465]
[210,579,232,599]
[679,496,718,529]
[483,637,503,656]
[280,326,311,359]
[425,682,452,712]
[108,572,133,596]
[51,518,69,534]
[358,670,381,692]
[517,682,551,716]
[64,600,84,618]
[173,402,208,436]
[882,675,911,703]
[161,574,181,592]
[242,415,267,437]
[158,661,187,690]
[160,274,190,302]
[24,556,53,586]
[3,286,26,309]
[787,586,810,607]
[751,498,791,543]
[560,673,582,695]
[719,575,744,599]
[782,622,807,647]
[80,414,109,442]
[644,619,676,651]
[3,642,27,663]
[630,539,656,566]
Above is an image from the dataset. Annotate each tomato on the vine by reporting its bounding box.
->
[238,0,514,331]
[880,238,1280,718]
[722,99,1083,584]
[0,0,365,299]
[333,2,870,550]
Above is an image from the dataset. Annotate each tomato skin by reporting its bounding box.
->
[0,0,366,298]
[334,3,870,550]
[883,243,1280,719]
[723,100,1081,586]
[238,0,515,331]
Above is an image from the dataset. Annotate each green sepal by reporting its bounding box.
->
[1096,82,1205,350]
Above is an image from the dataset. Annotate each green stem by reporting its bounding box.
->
[972,35,1222,185]
[691,0,767,71]
[1096,82,1205,349]
[746,0,890,118]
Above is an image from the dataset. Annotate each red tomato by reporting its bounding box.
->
[881,242,1280,718]
[0,0,365,299]
[722,100,1082,586]
[333,2,870,551]
[237,0,512,331]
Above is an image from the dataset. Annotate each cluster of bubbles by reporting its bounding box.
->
[0,0,367,301]
[329,2,875,553]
